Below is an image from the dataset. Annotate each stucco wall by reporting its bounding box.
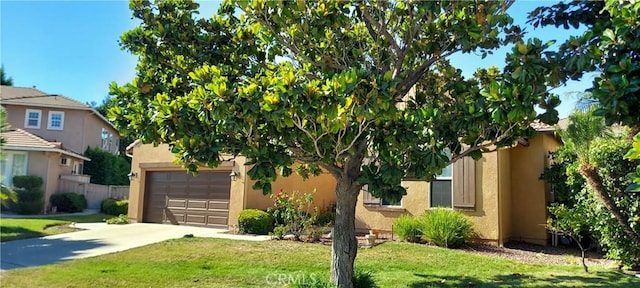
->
[498,148,512,245]
[354,153,502,243]
[24,151,76,213]
[127,143,241,225]
[128,143,337,227]
[83,112,120,154]
[244,170,337,212]
[509,133,560,245]
[4,104,119,154]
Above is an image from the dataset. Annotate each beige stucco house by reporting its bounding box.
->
[0,85,120,212]
[126,125,560,246]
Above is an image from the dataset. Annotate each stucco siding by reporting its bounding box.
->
[509,133,560,245]
[83,113,120,154]
[498,148,512,245]
[4,104,119,155]
[244,170,337,212]
[355,153,501,243]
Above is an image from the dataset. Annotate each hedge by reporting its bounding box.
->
[101,198,129,216]
[238,209,273,235]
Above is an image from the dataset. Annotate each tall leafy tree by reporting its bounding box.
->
[110,1,560,286]
[529,0,640,246]
[1,65,14,86]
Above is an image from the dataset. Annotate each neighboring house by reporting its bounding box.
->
[0,85,120,155]
[0,85,120,212]
[0,129,90,202]
[125,124,561,246]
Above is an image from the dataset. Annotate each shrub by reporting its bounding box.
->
[270,225,288,240]
[238,209,274,235]
[12,175,44,214]
[83,147,130,185]
[420,208,474,248]
[353,270,378,288]
[267,189,317,241]
[393,214,422,242]
[101,198,129,215]
[315,203,336,226]
[106,214,128,224]
[50,193,87,213]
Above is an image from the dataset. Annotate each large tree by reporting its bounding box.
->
[529,0,640,247]
[110,1,560,286]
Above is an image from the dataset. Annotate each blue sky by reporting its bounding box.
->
[1,1,590,118]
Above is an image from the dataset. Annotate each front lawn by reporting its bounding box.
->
[0,213,114,242]
[1,238,638,287]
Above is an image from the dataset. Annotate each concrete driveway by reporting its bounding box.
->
[1,223,269,271]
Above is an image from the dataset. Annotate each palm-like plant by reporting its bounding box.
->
[0,108,17,208]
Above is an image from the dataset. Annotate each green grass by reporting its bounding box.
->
[0,213,114,242]
[1,239,638,287]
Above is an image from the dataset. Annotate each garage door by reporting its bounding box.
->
[143,171,231,228]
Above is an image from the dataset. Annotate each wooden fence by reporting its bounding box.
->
[58,179,129,210]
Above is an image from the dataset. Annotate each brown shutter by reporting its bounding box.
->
[453,156,476,208]
[362,185,381,205]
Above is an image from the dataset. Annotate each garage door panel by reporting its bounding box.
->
[186,199,208,210]
[144,171,231,228]
[186,214,207,225]
[208,201,229,210]
[167,199,186,209]
[208,215,228,226]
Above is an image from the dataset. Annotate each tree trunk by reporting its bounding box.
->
[579,163,640,244]
[331,178,359,288]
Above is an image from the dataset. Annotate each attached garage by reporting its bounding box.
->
[143,171,231,228]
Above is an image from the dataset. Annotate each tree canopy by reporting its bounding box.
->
[1,65,14,86]
[110,1,562,286]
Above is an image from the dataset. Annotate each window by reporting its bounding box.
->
[72,162,83,175]
[101,128,109,150]
[60,158,69,166]
[362,185,403,208]
[430,163,453,208]
[0,152,28,187]
[47,111,65,130]
[24,109,42,129]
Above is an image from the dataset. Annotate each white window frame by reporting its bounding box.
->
[101,128,110,150]
[1,151,29,187]
[24,109,42,129]
[47,111,65,130]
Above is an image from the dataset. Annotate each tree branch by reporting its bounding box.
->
[359,3,401,55]
[252,10,347,71]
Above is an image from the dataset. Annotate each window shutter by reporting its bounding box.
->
[453,156,476,208]
[362,186,381,205]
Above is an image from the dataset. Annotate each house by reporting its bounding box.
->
[125,124,560,246]
[0,85,120,212]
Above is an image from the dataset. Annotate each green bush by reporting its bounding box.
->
[83,147,130,185]
[393,214,422,242]
[270,225,288,240]
[12,175,44,214]
[101,198,129,215]
[106,214,128,224]
[50,193,87,213]
[238,209,273,235]
[12,175,43,190]
[420,208,474,248]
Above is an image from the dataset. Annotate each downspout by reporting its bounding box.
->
[497,151,503,247]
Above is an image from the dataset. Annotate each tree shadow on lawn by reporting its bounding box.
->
[408,270,640,287]
[1,236,107,270]
[0,226,45,242]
